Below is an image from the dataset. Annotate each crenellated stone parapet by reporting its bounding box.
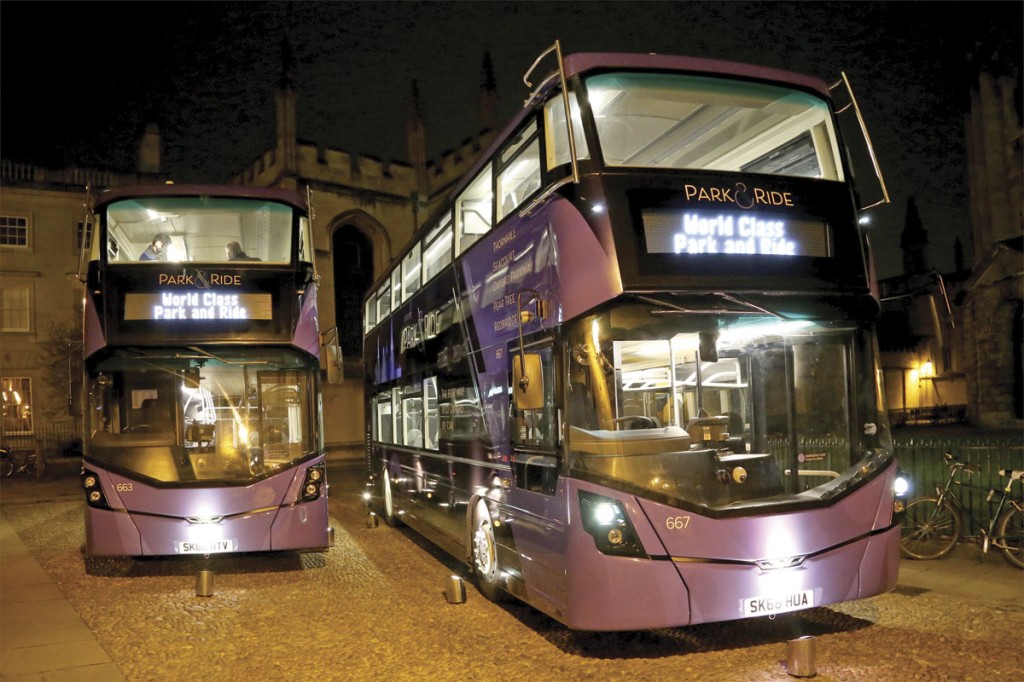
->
[228,131,495,205]
[425,131,497,195]
[0,160,161,191]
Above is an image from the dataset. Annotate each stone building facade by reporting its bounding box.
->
[0,58,497,458]
[960,67,1023,430]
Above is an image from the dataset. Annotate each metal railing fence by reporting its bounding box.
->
[894,436,1024,537]
[1,423,82,459]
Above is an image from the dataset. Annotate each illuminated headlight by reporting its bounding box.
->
[89,491,103,504]
[893,473,910,497]
[301,464,326,502]
[593,502,617,525]
[578,491,646,558]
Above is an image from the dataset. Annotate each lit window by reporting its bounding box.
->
[1,377,33,434]
[422,215,453,284]
[544,93,589,171]
[497,121,542,222]
[364,298,377,333]
[391,268,402,310]
[455,170,493,255]
[403,242,422,300]
[376,282,391,321]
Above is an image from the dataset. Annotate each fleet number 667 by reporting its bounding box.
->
[665,515,690,530]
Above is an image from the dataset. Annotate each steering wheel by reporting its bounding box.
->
[608,415,658,430]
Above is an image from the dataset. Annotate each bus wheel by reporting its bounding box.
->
[471,500,505,601]
[382,468,403,527]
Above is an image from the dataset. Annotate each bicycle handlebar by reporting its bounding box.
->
[999,469,1024,481]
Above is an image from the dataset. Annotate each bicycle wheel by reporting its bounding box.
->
[995,505,1024,570]
[900,497,962,560]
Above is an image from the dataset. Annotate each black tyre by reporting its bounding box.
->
[900,497,961,560]
[995,505,1024,570]
[471,500,505,602]
[0,458,13,477]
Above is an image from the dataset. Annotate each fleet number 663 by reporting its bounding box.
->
[665,515,690,530]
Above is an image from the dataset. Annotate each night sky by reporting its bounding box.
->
[2,1,1020,279]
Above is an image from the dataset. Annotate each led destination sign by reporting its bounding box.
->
[642,209,829,257]
[124,291,273,321]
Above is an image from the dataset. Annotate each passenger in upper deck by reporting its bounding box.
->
[225,241,260,261]
[139,233,170,261]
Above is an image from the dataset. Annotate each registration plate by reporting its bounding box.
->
[176,539,236,554]
[741,589,814,617]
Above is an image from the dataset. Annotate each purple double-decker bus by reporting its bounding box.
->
[80,184,330,557]
[363,43,908,630]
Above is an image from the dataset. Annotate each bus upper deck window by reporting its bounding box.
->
[455,170,493,256]
[403,242,422,300]
[391,268,402,310]
[376,282,391,321]
[422,215,453,284]
[544,92,589,171]
[497,134,541,222]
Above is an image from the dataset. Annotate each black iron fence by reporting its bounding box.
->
[1,423,82,459]
[894,436,1024,537]
[889,405,968,427]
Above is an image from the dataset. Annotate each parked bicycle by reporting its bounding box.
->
[900,451,1023,569]
[0,447,38,478]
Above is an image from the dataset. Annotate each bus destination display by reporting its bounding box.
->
[124,291,273,321]
[642,209,829,257]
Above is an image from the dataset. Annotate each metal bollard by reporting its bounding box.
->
[328,526,336,545]
[366,512,379,528]
[195,569,215,597]
[444,575,467,604]
[786,635,817,678]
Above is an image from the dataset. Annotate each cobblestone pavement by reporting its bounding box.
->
[1,464,1021,681]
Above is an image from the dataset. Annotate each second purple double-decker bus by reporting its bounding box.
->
[363,43,908,630]
[80,184,330,558]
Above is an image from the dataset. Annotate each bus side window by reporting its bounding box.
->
[423,377,439,450]
[544,92,590,171]
[497,121,541,222]
[422,215,453,284]
[455,169,493,256]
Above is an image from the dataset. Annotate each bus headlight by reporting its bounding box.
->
[82,469,109,509]
[578,491,646,558]
[301,463,326,502]
[892,469,910,516]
